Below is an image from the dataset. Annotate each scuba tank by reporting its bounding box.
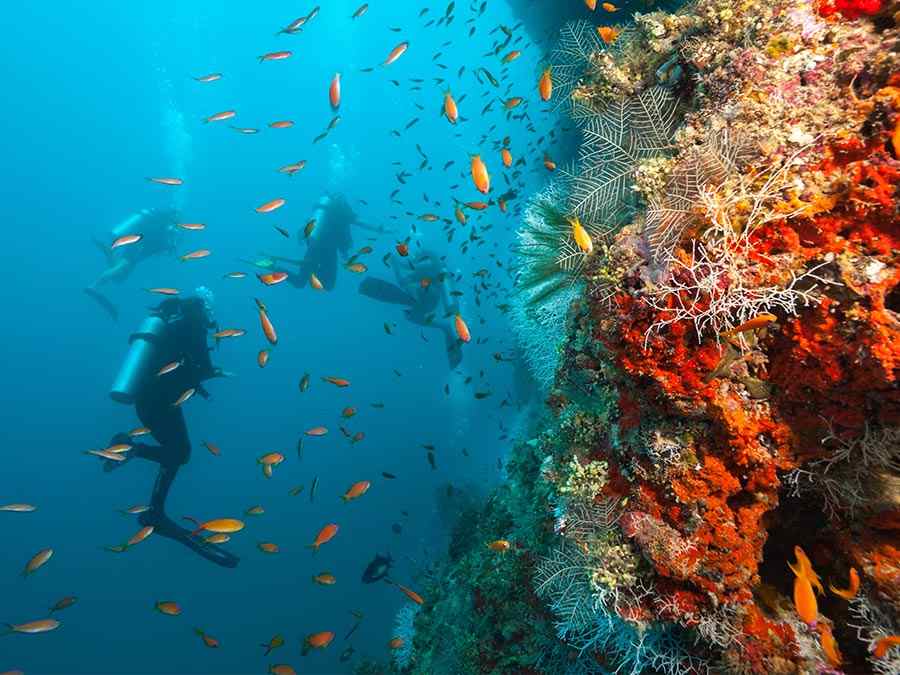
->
[109,316,167,404]
[306,195,332,244]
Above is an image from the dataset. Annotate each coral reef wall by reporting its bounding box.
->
[393,1,900,674]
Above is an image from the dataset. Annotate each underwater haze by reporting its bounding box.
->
[0,1,566,673]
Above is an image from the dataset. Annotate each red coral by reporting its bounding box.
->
[818,0,883,19]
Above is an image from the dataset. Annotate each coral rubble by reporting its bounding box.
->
[396,1,899,674]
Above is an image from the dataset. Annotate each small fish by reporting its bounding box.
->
[351,3,369,19]
[193,73,222,83]
[720,313,777,337]
[172,388,196,407]
[269,120,294,129]
[49,596,78,614]
[146,176,183,186]
[260,634,285,656]
[194,627,220,648]
[394,582,424,605]
[597,26,618,44]
[322,376,350,387]
[487,539,510,552]
[329,72,342,109]
[225,271,247,279]
[155,601,182,616]
[308,523,339,552]
[258,272,288,286]
[180,249,210,262]
[204,533,230,544]
[602,2,618,11]
[789,546,819,627]
[185,517,245,536]
[470,155,490,194]
[829,568,859,600]
[231,126,259,135]
[245,505,265,516]
[177,222,205,231]
[341,481,371,502]
[257,349,270,368]
[302,630,335,655]
[204,110,236,124]
[213,328,245,340]
[443,90,459,124]
[120,504,149,515]
[23,548,53,577]
[147,287,180,296]
[310,272,324,290]
[570,216,593,254]
[310,476,319,503]
[299,373,311,392]
[268,666,295,675]
[538,66,552,101]
[501,50,520,63]
[0,503,36,512]
[306,426,328,437]
[454,314,471,343]
[126,526,154,547]
[4,619,60,634]
[874,635,900,659]
[258,542,279,554]
[389,637,404,649]
[255,298,278,345]
[384,41,409,66]
[256,198,286,214]
[259,50,292,62]
[111,234,142,249]
[312,572,336,585]
[289,485,305,496]
[346,262,367,273]
[157,360,182,376]
[816,624,842,669]
[341,407,357,418]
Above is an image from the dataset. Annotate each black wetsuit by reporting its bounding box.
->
[111,298,238,568]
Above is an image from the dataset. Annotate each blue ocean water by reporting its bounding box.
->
[0,1,579,673]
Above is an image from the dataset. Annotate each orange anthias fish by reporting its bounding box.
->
[5,618,60,634]
[258,542,279,554]
[470,154,490,194]
[258,272,288,286]
[487,539,510,552]
[204,110,236,123]
[257,350,270,368]
[720,313,777,337]
[310,273,324,290]
[256,198,286,214]
[305,426,328,436]
[395,582,424,605]
[504,97,523,110]
[502,50,521,63]
[816,624,842,669]
[181,249,211,262]
[258,452,285,479]
[443,90,458,124]
[538,66,553,101]
[177,222,206,231]
[323,376,350,387]
[829,567,859,600]
[341,481,370,502]
[313,572,336,585]
[597,26,619,44]
[147,287,180,295]
[203,441,221,456]
[194,627,220,648]
[389,637,404,649]
[396,242,409,256]
[111,234,142,249]
[602,2,618,11]
[213,328,245,340]
[155,600,182,616]
[147,176,183,186]
[789,546,820,627]
[543,153,557,171]
[341,407,357,418]
[187,517,245,536]
[329,73,342,109]
[791,545,825,595]
[269,120,294,129]
[172,388,196,407]
[126,526,154,547]
[383,41,409,66]
[501,147,512,167]
[585,0,597,9]
[302,630,335,655]
[455,314,471,343]
[260,634,285,656]
[874,635,900,659]
[255,298,278,345]
[259,50,292,62]
[23,548,53,577]
[309,523,339,552]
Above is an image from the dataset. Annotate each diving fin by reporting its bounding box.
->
[84,288,119,322]
[359,278,417,307]
[444,325,462,369]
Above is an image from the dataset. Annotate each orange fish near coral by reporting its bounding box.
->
[816,624,842,668]
[597,26,618,44]
[829,568,859,600]
[341,481,370,502]
[394,582,424,605]
[487,539,510,552]
[584,0,597,8]
[538,66,553,101]
[720,313,777,337]
[570,216,593,255]
[309,523,339,552]
[470,154,490,194]
[789,546,819,627]
[874,635,900,658]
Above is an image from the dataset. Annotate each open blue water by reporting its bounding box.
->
[0,1,576,672]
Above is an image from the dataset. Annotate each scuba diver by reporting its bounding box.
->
[252,193,391,291]
[359,249,463,369]
[104,289,238,568]
[85,207,179,320]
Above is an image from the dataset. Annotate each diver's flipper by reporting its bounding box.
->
[92,237,114,264]
[139,511,239,568]
[359,278,417,306]
[84,288,119,321]
[444,325,462,369]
